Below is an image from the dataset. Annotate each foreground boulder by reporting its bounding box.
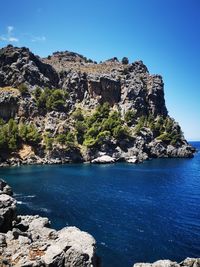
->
[133,258,200,267]
[0,179,99,267]
[0,194,16,233]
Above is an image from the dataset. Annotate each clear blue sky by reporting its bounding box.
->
[0,0,199,140]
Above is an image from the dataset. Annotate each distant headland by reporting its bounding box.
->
[0,45,195,167]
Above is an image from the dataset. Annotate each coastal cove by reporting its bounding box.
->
[0,141,200,267]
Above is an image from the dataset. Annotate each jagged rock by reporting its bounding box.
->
[0,194,16,232]
[0,45,59,88]
[133,258,200,267]
[0,87,20,120]
[0,179,13,195]
[167,144,194,158]
[146,75,168,117]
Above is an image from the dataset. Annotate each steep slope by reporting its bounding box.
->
[0,45,195,166]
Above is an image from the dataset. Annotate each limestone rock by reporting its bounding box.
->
[0,193,16,232]
[91,155,116,164]
[0,179,13,195]
[0,87,19,120]
[0,45,59,88]
[133,258,200,267]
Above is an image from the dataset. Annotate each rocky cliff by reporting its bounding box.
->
[0,45,195,166]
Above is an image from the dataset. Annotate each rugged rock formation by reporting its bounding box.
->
[133,258,200,267]
[0,45,196,166]
[0,45,59,88]
[0,179,99,266]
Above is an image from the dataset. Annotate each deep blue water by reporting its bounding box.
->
[0,142,200,267]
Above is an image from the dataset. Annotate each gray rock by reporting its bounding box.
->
[0,179,13,196]
[0,45,59,88]
[91,155,116,164]
[133,258,200,267]
[0,194,16,232]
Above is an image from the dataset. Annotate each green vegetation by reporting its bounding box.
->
[0,100,183,156]
[43,133,54,151]
[34,87,68,112]
[56,132,75,147]
[133,114,183,145]
[19,123,41,144]
[124,110,136,126]
[18,84,29,96]
[0,119,41,153]
[72,103,132,148]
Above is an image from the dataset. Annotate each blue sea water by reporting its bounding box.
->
[0,142,200,267]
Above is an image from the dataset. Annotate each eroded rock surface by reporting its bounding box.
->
[133,258,200,267]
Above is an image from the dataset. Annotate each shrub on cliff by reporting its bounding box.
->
[124,110,136,126]
[19,123,41,145]
[72,108,84,121]
[113,125,131,140]
[34,88,68,112]
[0,119,18,151]
[46,89,68,111]
[56,132,75,148]
[18,84,29,96]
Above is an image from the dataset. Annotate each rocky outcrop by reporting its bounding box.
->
[0,87,20,120]
[91,155,116,164]
[0,180,16,232]
[0,179,99,267]
[88,76,121,105]
[0,45,59,88]
[133,258,200,267]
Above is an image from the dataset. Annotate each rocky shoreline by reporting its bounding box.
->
[0,179,99,267]
[1,179,199,267]
[0,143,196,168]
[133,258,200,267]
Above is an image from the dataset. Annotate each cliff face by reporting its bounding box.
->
[0,45,195,166]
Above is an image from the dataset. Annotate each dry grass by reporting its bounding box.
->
[43,58,123,75]
[0,86,20,96]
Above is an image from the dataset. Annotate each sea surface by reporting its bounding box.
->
[0,142,200,267]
